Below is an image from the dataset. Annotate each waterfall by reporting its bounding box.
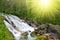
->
[2,14,36,40]
[4,20,21,40]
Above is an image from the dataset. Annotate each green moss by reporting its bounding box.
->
[36,35,47,40]
[0,16,13,40]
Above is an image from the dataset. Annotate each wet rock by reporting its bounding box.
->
[24,18,39,28]
[30,31,37,37]
[22,32,28,36]
[48,35,54,40]
[30,23,60,39]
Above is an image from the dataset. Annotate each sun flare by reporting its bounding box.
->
[40,0,51,8]
[25,0,60,19]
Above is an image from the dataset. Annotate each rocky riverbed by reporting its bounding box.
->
[22,18,60,40]
[22,24,60,40]
[1,14,60,40]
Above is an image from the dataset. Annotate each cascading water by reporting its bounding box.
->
[27,31,36,40]
[4,20,21,40]
[2,14,36,40]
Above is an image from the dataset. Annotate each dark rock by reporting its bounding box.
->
[22,32,28,36]
[30,23,60,39]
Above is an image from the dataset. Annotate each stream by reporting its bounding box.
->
[2,14,37,40]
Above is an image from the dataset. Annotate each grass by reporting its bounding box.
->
[0,16,13,40]
[0,0,60,25]
[36,35,47,40]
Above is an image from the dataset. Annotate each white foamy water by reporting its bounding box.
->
[27,31,36,40]
[3,14,36,40]
[4,20,21,40]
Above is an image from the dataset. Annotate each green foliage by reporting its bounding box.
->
[0,16,13,40]
[36,35,47,40]
[0,0,60,25]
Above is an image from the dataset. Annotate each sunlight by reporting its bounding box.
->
[26,0,60,19]
[40,0,51,8]
[31,0,53,10]
[10,0,60,20]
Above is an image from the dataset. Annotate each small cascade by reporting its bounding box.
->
[27,31,36,40]
[2,14,36,40]
[4,20,21,40]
